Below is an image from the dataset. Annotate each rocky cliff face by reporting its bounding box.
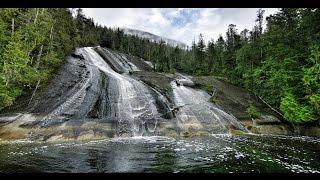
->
[0,47,319,142]
[192,76,320,137]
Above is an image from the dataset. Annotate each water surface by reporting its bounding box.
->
[0,134,319,173]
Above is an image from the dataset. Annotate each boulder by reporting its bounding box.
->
[176,79,195,87]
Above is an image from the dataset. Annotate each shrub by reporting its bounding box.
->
[246,104,261,119]
[209,96,220,104]
[280,93,315,123]
[204,84,213,94]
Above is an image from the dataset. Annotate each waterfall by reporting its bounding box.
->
[80,47,159,136]
[36,46,247,139]
[171,75,248,134]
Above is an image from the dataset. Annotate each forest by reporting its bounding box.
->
[0,8,319,124]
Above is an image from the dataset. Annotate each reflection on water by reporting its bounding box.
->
[0,135,319,173]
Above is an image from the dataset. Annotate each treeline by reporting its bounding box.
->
[0,8,319,124]
[0,8,100,110]
[176,8,319,124]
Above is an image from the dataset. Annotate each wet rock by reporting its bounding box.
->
[176,79,195,87]
[46,134,67,142]
[142,60,154,69]
[193,76,282,122]
[175,73,195,87]
[0,113,23,123]
[77,130,102,141]
[71,53,85,60]
[250,125,291,135]
[78,63,86,68]
[229,129,247,136]
[0,114,36,140]
[252,115,281,125]
[156,120,180,137]
[131,71,174,104]
[293,125,320,137]
[304,127,320,137]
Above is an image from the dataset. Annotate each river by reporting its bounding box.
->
[0,134,319,173]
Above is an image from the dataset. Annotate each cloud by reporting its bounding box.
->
[82,8,279,46]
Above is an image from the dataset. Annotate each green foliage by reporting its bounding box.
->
[2,34,31,84]
[280,93,315,123]
[204,84,213,94]
[209,96,220,104]
[217,8,320,123]
[0,8,100,110]
[0,84,22,108]
[302,44,320,117]
[246,104,261,119]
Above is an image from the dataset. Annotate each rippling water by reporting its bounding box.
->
[0,134,319,173]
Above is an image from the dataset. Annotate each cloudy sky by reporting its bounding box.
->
[82,8,279,46]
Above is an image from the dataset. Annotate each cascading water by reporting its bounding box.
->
[96,47,139,73]
[171,74,248,134]
[79,47,159,136]
[34,46,248,139]
[38,47,160,137]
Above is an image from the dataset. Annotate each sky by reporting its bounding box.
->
[82,8,280,46]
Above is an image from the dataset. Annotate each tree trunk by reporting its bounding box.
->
[4,63,8,86]
[34,8,39,24]
[256,95,284,118]
[11,18,14,35]
[260,47,263,63]
[251,58,253,90]
[27,16,31,24]
[28,79,41,106]
[30,56,34,65]
[35,45,43,69]
[49,25,53,39]
[41,8,45,15]
[47,25,54,53]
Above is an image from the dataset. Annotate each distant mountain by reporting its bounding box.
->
[121,28,188,49]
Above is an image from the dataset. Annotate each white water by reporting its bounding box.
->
[80,47,159,136]
[102,48,139,73]
[171,77,248,134]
